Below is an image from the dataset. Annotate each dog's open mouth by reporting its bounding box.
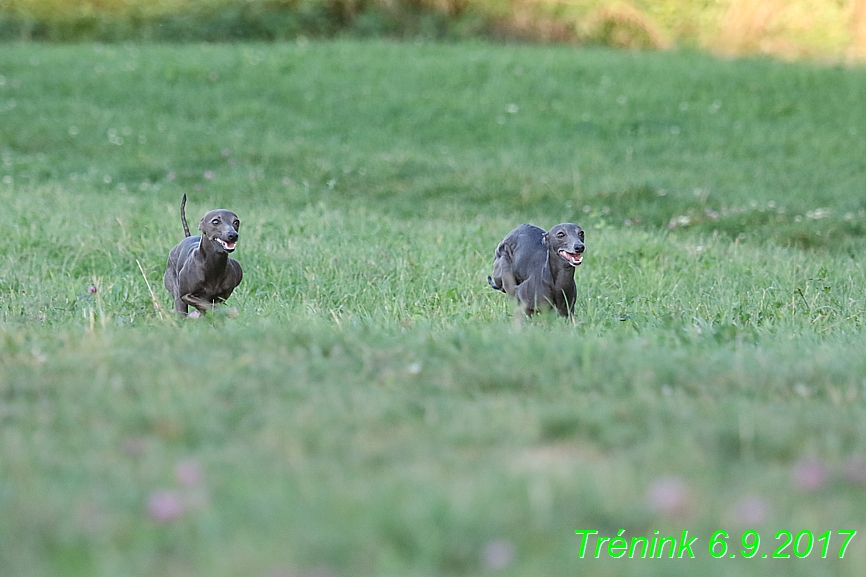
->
[558,250,583,267]
[215,238,237,252]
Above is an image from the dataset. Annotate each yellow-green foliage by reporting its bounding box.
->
[489,0,866,59]
[429,0,866,59]
[0,0,303,19]
[2,0,178,19]
[2,0,866,60]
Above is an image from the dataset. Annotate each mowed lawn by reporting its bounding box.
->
[1,40,866,576]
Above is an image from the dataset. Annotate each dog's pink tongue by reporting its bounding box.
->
[225,242,236,250]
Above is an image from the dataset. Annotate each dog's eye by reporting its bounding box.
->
[233,220,240,229]
[579,231,584,241]
[556,231,565,238]
[211,218,220,226]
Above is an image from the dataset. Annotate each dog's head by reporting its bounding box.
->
[544,223,584,267]
[199,209,240,253]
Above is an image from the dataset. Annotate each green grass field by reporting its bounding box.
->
[2,40,866,576]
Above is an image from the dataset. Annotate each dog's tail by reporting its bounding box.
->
[180,194,191,237]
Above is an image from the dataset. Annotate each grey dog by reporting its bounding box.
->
[487,223,585,318]
[163,194,243,316]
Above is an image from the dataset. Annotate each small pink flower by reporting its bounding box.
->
[842,456,866,485]
[76,500,106,534]
[147,490,185,523]
[647,476,692,516]
[734,495,770,525]
[122,436,146,457]
[481,539,514,570]
[221,148,231,157]
[282,177,292,186]
[175,460,202,488]
[267,567,337,577]
[188,310,201,319]
[792,458,828,492]
[87,285,97,294]
[204,170,214,180]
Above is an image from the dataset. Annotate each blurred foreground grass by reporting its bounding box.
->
[1,41,866,576]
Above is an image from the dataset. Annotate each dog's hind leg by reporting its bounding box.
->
[489,241,519,296]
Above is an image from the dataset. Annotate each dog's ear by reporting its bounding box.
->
[199,217,205,233]
[542,231,549,246]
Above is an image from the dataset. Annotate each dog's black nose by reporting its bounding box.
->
[227,231,239,243]
[574,243,585,253]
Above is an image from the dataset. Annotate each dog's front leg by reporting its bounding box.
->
[181,293,217,314]
[172,297,189,315]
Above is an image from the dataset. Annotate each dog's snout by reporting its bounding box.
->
[227,231,239,243]
[573,242,585,253]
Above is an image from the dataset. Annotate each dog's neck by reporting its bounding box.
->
[546,247,575,288]
[197,237,230,276]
